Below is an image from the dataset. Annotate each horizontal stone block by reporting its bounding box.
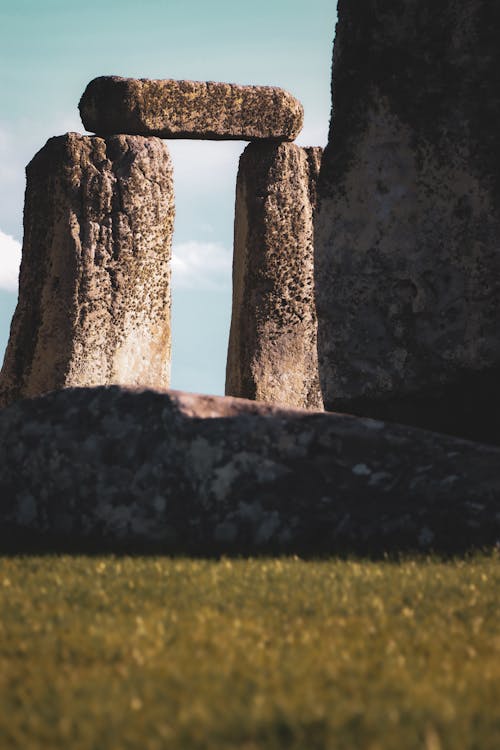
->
[79,76,304,141]
[0,386,498,555]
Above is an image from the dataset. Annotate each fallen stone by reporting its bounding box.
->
[315,0,500,444]
[0,386,498,555]
[0,133,174,408]
[226,143,323,409]
[79,76,304,141]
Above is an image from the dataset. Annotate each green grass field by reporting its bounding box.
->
[0,555,498,750]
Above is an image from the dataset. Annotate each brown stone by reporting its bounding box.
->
[79,76,304,141]
[0,133,174,407]
[0,386,499,555]
[226,142,323,409]
[315,0,500,444]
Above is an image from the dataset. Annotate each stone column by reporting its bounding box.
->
[315,0,500,443]
[226,142,323,410]
[0,133,174,407]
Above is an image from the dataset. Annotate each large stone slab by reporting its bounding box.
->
[226,143,323,409]
[315,1,500,444]
[79,76,304,141]
[0,134,174,408]
[0,386,499,555]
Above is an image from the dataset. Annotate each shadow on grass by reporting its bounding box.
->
[0,525,497,561]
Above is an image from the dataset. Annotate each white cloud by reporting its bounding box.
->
[167,122,329,191]
[171,240,232,290]
[168,139,244,192]
[295,121,329,148]
[0,230,21,293]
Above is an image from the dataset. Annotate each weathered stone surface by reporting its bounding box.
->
[0,133,174,407]
[0,386,499,555]
[79,76,304,141]
[315,1,500,444]
[226,143,323,409]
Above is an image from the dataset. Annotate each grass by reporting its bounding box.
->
[0,555,499,750]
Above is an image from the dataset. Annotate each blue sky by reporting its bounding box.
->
[0,0,337,395]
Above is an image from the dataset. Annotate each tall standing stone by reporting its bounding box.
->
[315,1,500,443]
[226,142,323,409]
[0,133,174,407]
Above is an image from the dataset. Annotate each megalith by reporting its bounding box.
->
[315,0,500,443]
[80,76,303,141]
[0,133,174,407]
[226,142,323,409]
[1,386,499,555]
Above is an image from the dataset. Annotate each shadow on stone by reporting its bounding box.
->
[1,386,499,557]
[315,0,500,445]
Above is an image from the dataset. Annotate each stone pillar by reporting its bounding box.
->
[226,143,323,410]
[315,0,500,443]
[0,133,174,407]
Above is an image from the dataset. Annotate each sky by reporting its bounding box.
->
[0,0,338,395]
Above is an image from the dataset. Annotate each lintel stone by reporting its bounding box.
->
[79,76,304,141]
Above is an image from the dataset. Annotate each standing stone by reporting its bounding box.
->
[226,143,323,409]
[0,133,174,407]
[315,1,500,443]
[79,76,304,141]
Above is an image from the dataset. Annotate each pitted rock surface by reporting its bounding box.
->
[0,386,499,555]
[0,133,174,408]
[79,76,304,141]
[315,0,500,444]
[226,143,323,409]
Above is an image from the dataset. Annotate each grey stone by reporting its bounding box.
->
[0,133,174,407]
[79,76,304,141]
[0,386,498,555]
[315,0,500,444]
[226,143,323,409]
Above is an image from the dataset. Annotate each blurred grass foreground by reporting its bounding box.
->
[0,555,499,749]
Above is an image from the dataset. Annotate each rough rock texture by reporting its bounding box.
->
[0,133,174,408]
[226,143,323,409]
[79,76,304,141]
[315,1,500,444]
[0,386,499,555]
